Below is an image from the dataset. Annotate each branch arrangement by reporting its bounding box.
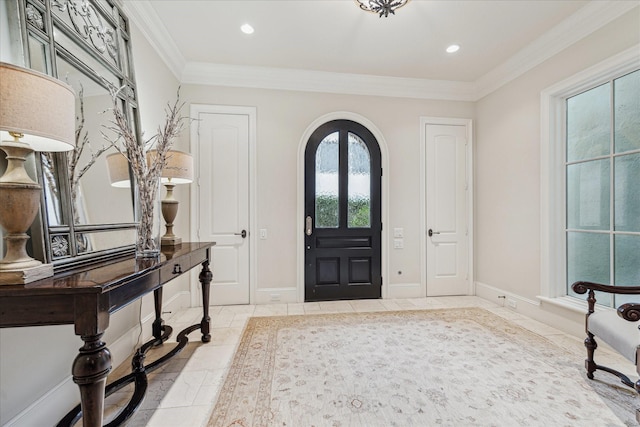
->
[103,85,186,187]
[102,84,186,254]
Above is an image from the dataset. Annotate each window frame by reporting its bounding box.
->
[540,45,640,301]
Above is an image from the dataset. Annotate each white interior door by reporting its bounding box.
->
[426,124,469,296]
[195,111,250,305]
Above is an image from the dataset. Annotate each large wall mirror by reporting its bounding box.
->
[5,0,140,270]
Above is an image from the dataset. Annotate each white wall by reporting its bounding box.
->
[0,19,189,427]
[474,8,640,333]
[181,84,474,299]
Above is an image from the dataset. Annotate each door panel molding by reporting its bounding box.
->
[189,104,257,306]
[420,117,474,297]
[298,112,389,302]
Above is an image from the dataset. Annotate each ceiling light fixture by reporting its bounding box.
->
[355,0,410,18]
[446,44,460,53]
[240,23,254,34]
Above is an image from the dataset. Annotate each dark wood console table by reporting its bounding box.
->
[0,242,215,427]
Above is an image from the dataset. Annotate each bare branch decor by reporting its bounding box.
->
[103,85,186,257]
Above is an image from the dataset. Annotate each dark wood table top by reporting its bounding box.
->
[0,242,215,329]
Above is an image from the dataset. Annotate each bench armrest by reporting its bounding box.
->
[618,303,640,322]
[572,281,640,295]
[571,281,640,318]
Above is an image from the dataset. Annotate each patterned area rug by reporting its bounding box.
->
[207,308,637,427]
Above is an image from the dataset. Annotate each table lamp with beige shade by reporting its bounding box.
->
[106,149,193,246]
[0,62,75,284]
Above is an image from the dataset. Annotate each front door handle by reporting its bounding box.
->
[235,230,247,238]
[305,216,313,236]
[428,229,441,237]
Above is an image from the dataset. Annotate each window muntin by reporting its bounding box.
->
[565,69,640,306]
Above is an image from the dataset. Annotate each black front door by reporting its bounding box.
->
[304,120,382,302]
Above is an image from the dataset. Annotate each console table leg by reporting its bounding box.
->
[72,334,111,427]
[199,260,213,343]
[152,287,164,342]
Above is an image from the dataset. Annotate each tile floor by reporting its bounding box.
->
[101,296,633,427]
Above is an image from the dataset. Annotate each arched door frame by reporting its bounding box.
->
[297,112,389,302]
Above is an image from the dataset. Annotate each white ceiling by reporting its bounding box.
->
[124,1,638,100]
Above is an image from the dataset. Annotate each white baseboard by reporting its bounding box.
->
[4,291,190,427]
[254,287,298,304]
[253,283,424,304]
[475,281,584,338]
[252,283,426,304]
[386,282,423,299]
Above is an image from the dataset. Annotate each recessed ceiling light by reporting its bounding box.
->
[241,23,254,35]
[446,44,460,54]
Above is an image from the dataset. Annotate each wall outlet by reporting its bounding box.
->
[507,298,517,309]
[393,228,404,238]
[393,239,404,249]
[260,229,268,240]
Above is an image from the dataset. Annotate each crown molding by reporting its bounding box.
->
[125,0,638,101]
[181,62,477,101]
[474,1,639,100]
[122,0,185,79]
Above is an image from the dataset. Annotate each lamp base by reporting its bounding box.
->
[0,232,53,284]
[0,262,53,285]
[0,139,53,285]
[161,196,181,247]
[161,235,182,247]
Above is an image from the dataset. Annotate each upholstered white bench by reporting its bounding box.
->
[572,281,640,421]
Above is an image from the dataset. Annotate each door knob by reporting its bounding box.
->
[428,229,440,237]
[305,216,313,236]
[235,230,247,238]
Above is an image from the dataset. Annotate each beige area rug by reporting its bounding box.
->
[207,308,637,427]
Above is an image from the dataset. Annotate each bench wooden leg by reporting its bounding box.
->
[584,332,597,379]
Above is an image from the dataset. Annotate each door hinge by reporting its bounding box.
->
[381,277,383,286]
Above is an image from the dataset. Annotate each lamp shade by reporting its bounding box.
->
[0,62,75,152]
[105,152,131,188]
[148,150,194,184]
[106,150,194,187]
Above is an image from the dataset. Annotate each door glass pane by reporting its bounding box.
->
[567,231,611,306]
[348,133,371,228]
[566,83,611,162]
[315,132,339,228]
[614,153,640,232]
[566,159,610,230]
[614,70,640,154]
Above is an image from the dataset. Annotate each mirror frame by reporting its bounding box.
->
[9,0,140,271]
